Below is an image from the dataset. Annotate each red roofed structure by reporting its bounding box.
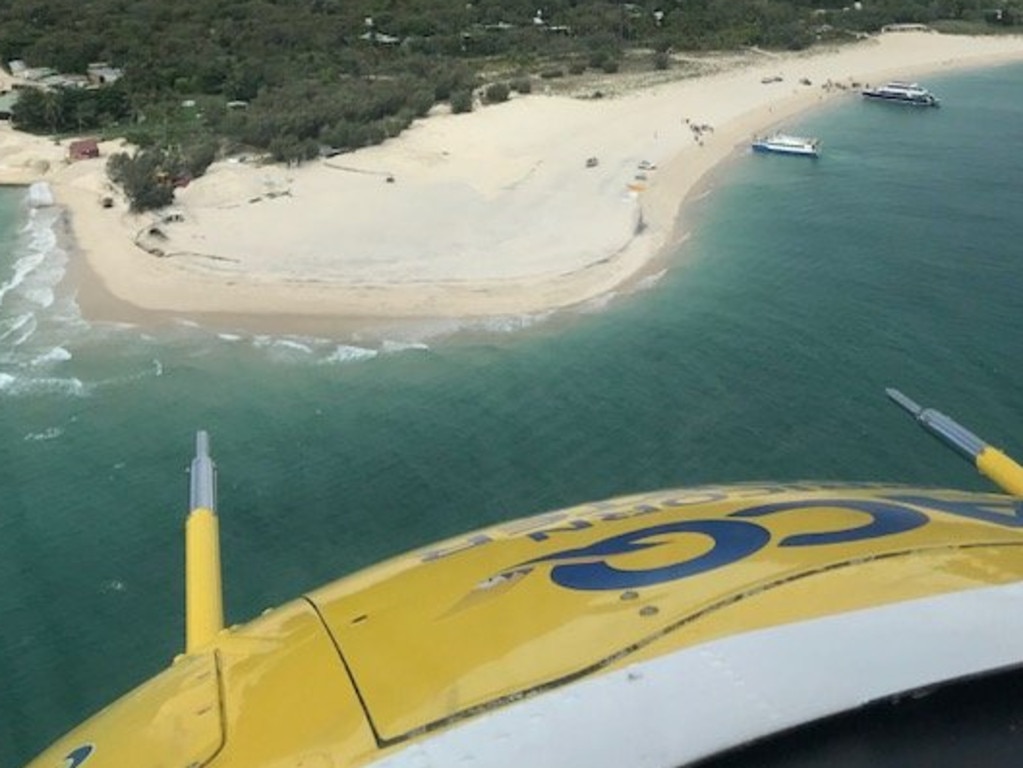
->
[69,138,100,161]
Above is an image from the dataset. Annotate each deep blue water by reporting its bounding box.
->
[3,62,1023,766]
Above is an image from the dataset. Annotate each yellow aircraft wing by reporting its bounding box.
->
[20,392,1023,768]
[308,484,1023,744]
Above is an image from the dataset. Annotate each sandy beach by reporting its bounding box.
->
[4,31,1023,336]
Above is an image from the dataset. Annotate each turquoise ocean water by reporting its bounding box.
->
[4,62,1023,765]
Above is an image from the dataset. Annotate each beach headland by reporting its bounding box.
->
[4,31,1023,339]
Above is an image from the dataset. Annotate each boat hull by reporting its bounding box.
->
[751,143,818,157]
[862,91,939,107]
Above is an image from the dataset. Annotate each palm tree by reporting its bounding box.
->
[43,89,64,134]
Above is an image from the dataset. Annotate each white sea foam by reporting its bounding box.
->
[217,333,243,342]
[30,346,72,366]
[469,311,554,334]
[24,250,67,281]
[24,427,63,441]
[0,248,48,307]
[26,217,57,250]
[577,292,618,314]
[0,202,74,374]
[28,376,88,396]
[277,339,313,353]
[49,296,88,326]
[633,269,667,292]
[27,181,54,208]
[251,335,323,358]
[576,270,664,316]
[322,344,378,364]
[381,339,430,354]
[3,313,38,348]
[21,286,55,308]
[0,374,88,397]
[372,319,463,342]
[0,312,35,343]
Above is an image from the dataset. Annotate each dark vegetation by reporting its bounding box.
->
[1,0,1018,209]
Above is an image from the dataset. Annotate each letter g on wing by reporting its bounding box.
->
[523,519,771,591]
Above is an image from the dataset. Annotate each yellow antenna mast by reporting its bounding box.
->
[185,430,225,653]
[887,388,1023,496]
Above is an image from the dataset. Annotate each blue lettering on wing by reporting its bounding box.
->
[886,495,1023,528]
[523,519,771,591]
[474,494,1023,593]
[729,499,929,547]
[64,745,94,768]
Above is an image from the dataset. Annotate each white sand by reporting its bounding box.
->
[5,31,1023,331]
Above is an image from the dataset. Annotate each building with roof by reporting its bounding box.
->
[69,138,100,161]
[87,63,124,85]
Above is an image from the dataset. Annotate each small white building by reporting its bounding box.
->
[87,62,124,85]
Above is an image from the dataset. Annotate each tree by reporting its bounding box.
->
[42,90,65,134]
[2,0,1006,167]
[107,149,175,212]
[10,88,49,132]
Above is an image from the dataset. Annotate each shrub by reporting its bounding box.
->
[121,129,158,149]
[450,89,473,113]
[268,136,305,163]
[484,82,511,103]
[106,149,175,212]
[510,77,532,94]
[409,88,436,117]
[184,140,218,178]
[361,123,386,146]
[383,110,414,138]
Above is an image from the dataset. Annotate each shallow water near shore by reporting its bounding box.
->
[4,62,1023,765]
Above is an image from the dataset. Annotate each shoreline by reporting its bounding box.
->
[4,32,1023,340]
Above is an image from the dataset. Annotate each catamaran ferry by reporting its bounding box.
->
[862,81,940,106]
[751,132,820,157]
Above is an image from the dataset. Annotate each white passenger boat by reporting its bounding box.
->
[751,132,820,157]
[862,81,940,106]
